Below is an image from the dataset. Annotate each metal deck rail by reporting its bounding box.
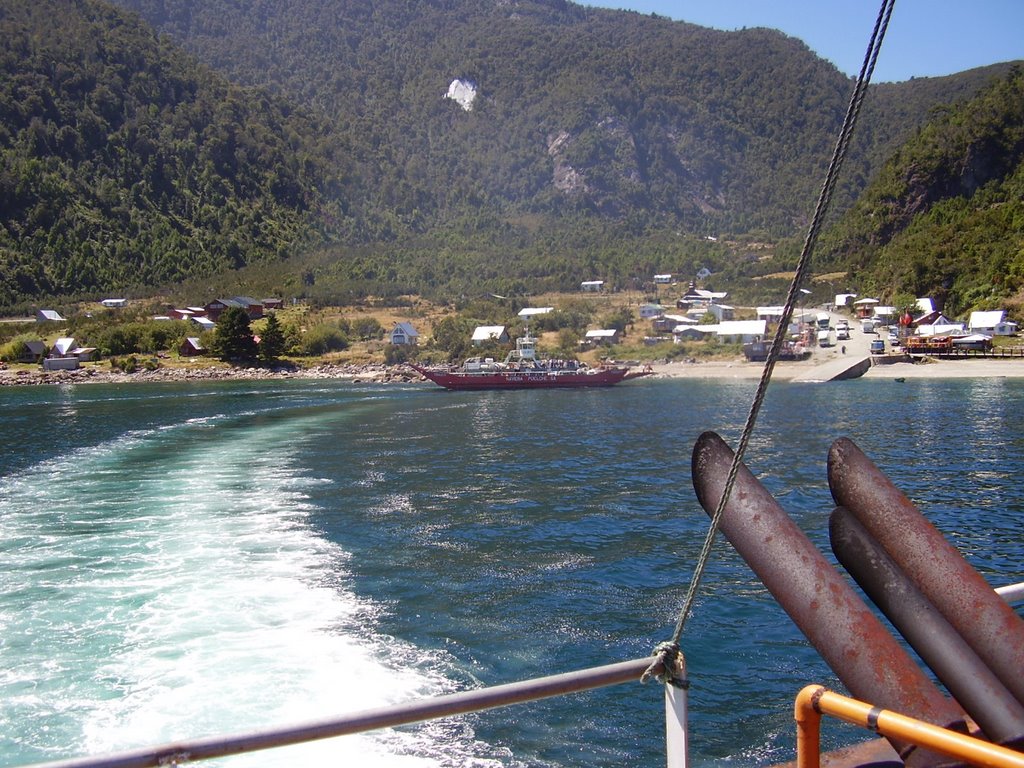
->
[795,686,1024,768]
[18,581,1023,768]
[22,655,687,768]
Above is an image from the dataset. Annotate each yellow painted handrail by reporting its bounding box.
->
[795,686,1024,768]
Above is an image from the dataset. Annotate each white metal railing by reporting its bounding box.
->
[996,581,1024,604]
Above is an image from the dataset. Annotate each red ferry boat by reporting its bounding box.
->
[410,330,653,391]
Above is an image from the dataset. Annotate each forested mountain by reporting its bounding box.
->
[0,0,362,308]
[112,0,1012,235]
[818,67,1024,317]
[1,0,1020,311]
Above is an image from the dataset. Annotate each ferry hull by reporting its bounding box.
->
[411,365,651,391]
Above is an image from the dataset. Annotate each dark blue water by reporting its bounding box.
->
[0,377,1021,767]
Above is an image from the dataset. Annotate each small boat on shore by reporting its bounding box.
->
[411,328,653,390]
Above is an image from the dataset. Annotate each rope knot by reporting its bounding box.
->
[642,641,687,688]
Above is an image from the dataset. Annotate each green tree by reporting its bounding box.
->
[600,307,634,334]
[430,316,475,361]
[557,328,580,355]
[351,317,384,341]
[258,313,286,362]
[213,307,257,361]
[298,324,349,355]
[384,343,410,365]
[281,321,303,354]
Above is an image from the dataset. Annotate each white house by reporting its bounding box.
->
[580,280,604,292]
[916,315,965,337]
[191,316,216,332]
[694,320,767,344]
[835,294,858,308]
[472,325,508,345]
[100,298,127,308]
[73,346,97,361]
[916,323,966,337]
[652,313,692,333]
[639,303,664,319]
[708,304,735,322]
[52,337,76,357]
[682,287,728,303]
[584,329,619,345]
[757,306,786,322]
[389,322,420,346]
[653,274,673,284]
[873,306,897,324]
[518,307,553,319]
[968,310,1018,336]
[853,298,879,318]
[663,314,694,325]
[43,337,81,370]
[36,309,65,323]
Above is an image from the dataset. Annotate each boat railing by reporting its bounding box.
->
[21,655,688,768]
[19,582,1024,768]
[996,581,1024,604]
[795,686,1024,768]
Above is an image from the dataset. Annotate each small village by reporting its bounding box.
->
[4,275,1022,380]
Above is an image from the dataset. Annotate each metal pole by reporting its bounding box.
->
[25,657,661,768]
[665,683,689,768]
[830,506,1024,748]
[828,436,1024,707]
[997,582,1024,604]
[663,650,689,768]
[691,431,967,767]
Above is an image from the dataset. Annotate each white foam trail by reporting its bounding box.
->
[0,410,494,767]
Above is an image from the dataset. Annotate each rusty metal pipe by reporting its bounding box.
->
[830,505,1024,748]
[828,437,1024,707]
[691,432,967,767]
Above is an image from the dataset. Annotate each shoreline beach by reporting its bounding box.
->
[649,355,1024,380]
[2,354,1023,387]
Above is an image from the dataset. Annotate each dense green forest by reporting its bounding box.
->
[113,0,1010,235]
[0,0,364,308]
[818,67,1024,317]
[1,0,1022,316]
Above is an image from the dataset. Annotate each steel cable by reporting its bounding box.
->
[653,0,898,664]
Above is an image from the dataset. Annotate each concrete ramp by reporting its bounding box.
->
[791,356,871,383]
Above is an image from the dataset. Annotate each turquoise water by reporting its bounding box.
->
[0,377,1021,767]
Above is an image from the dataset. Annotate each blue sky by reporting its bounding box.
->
[581,0,1024,82]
